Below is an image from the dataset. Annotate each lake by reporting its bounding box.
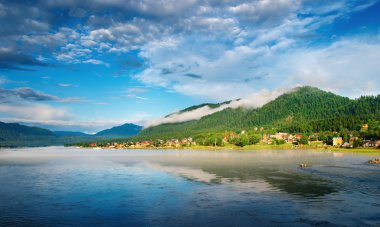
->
[0,147,379,226]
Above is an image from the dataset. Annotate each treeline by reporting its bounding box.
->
[0,136,99,148]
[0,121,136,147]
[0,122,104,147]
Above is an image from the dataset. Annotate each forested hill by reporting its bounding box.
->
[0,122,143,147]
[0,122,57,147]
[135,86,380,140]
[0,122,91,147]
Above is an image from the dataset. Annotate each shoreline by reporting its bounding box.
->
[2,144,379,155]
[78,144,380,155]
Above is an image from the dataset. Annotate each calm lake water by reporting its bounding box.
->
[0,147,379,226]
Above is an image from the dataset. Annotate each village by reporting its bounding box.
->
[84,125,380,150]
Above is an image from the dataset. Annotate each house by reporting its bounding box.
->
[342,142,352,148]
[224,132,237,142]
[180,137,193,146]
[333,137,343,147]
[261,134,270,143]
[294,134,302,140]
[287,134,295,143]
[89,142,97,147]
[269,134,276,139]
[165,139,180,147]
[363,140,376,147]
[275,132,289,141]
[141,141,152,147]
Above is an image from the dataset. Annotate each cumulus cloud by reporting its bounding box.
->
[1,0,375,70]
[145,88,286,127]
[228,0,299,26]
[271,37,380,97]
[134,30,380,101]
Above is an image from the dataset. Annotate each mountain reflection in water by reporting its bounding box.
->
[0,147,379,226]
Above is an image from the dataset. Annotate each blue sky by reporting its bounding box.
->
[0,0,379,133]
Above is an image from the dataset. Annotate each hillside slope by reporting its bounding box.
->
[135,86,380,140]
[0,122,54,139]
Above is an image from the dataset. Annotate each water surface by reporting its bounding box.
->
[0,147,379,226]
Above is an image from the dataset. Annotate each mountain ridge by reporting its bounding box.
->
[95,123,142,138]
[0,122,142,147]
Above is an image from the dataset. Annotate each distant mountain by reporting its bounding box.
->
[0,122,54,138]
[54,131,91,137]
[0,121,142,147]
[0,122,95,147]
[135,86,380,140]
[95,123,142,138]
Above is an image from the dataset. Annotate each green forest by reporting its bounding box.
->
[134,86,380,141]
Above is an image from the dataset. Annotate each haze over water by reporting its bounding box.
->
[0,147,379,226]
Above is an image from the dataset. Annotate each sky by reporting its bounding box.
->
[0,0,379,133]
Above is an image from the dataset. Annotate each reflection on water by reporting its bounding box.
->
[0,147,379,226]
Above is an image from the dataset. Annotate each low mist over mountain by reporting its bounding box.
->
[53,131,91,137]
[144,89,285,127]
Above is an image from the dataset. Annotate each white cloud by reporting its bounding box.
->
[82,59,109,67]
[144,88,286,127]
[275,37,380,97]
[227,88,288,109]
[0,103,70,122]
[89,28,115,41]
[228,0,299,26]
[126,87,148,94]
[134,32,380,101]
[56,83,75,88]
